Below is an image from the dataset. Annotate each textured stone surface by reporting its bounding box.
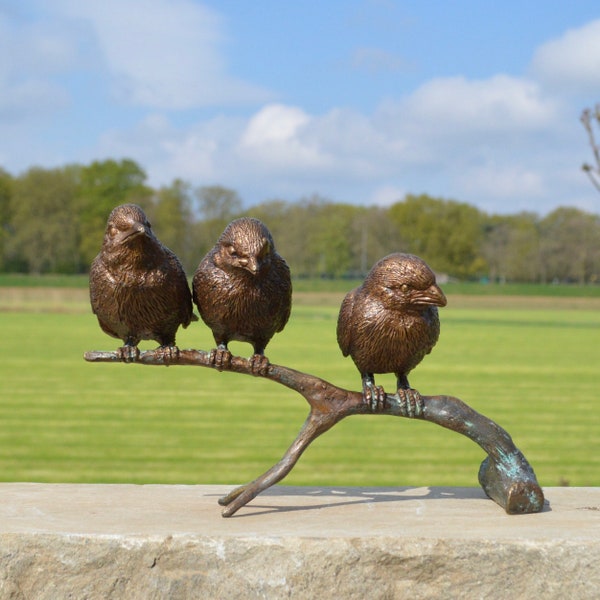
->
[0,484,599,599]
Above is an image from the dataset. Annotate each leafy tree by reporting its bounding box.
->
[149,179,197,272]
[193,185,243,259]
[1,154,599,282]
[75,159,152,268]
[350,206,406,276]
[246,199,294,259]
[0,168,13,270]
[540,207,600,283]
[272,196,356,278]
[248,197,313,277]
[195,185,242,222]
[309,201,355,277]
[8,166,80,273]
[482,213,542,282]
[389,194,486,279]
[278,198,320,277]
[481,215,511,282]
[248,195,356,278]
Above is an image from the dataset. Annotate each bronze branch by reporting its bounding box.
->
[84,348,545,517]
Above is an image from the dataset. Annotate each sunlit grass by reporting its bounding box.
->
[0,294,598,489]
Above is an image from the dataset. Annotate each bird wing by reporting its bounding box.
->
[165,248,197,326]
[192,254,215,313]
[191,252,229,333]
[274,257,292,333]
[88,255,123,339]
[88,255,110,316]
[336,288,357,357]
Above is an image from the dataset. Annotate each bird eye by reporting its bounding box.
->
[401,284,409,293]
[109,226,118,237]
[227,245,238,258]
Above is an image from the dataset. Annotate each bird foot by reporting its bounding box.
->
[363,382,387,413]
[249,353,270,377]
[395,387,423,418]
[155,345,180,365]
[117,345,139,363]
[209,347,233,371]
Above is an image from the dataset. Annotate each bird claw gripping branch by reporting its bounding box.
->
[154,345,181,365]
[249,353,271,377]
[364,385,424,418]
[362,381,387,413]
[209,346,233,371]
[117,344,140,363]
[395,388,424,418]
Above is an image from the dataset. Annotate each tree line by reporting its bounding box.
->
[0,158,599,283]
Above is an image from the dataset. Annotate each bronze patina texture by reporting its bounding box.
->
[337,253,446,412]
[89,203,196,361]
[86,217,544,518]
[84,348,544,517]
[192,217,291,375]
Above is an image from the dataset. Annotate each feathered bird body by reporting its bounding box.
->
[338,287,441,378]
[89,203,195,350]
[193,217,291,366]
[337,253,446,407]
[193,250,290,352]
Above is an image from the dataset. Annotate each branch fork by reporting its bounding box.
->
[84,348,545,517]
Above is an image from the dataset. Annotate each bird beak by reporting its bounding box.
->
[414,283,447,307]
[242,257,259,275]
[117,222,147,244]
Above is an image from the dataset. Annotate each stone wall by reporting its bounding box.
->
[1,484,598,599]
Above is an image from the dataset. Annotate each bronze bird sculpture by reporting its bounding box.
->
[337,253,447,411]
[192,217,292,375]
[89,203,196,360]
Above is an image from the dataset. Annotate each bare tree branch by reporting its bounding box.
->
[84,348,544,517]
[581,105,600,192]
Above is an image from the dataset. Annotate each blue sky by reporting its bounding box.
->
[2,0,600,215]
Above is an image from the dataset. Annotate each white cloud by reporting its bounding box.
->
[49,44,589,214]
[96,112,247,184]
[531,19,600,94]
[458,164,544,201]
[241,104,311,146]
[235,104,416,183]
[307,107,408,171]
[99,74,578,213]
[2,4,597,216]
[389,74,558,135]
[55,0,272,109]
[238,104,331,171]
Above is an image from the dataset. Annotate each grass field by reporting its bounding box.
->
[0,284,598,489]
[2,272,600,296]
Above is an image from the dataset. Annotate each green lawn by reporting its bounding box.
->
[0,289,598,489]
[2,272,600,297]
